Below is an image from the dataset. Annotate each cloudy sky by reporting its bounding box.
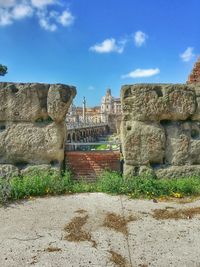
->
[0,0,199,106]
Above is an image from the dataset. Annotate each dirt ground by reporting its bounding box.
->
[0,193,200,267]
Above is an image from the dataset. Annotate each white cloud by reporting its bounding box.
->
[180,47,195,62]
[57,10,74,26]
[38,14,57,31]
[134,31,148,47]
[0,0,75,31]
[90,31,148,54]
[31,0,56,9]
[0,0,16,8]
[122,68,160,79]
[0,9,12,25]
[0,2,34,26]
[12,4,33,20]
[90,38,126,54]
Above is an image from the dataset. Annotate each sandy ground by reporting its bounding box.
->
[0,193,200,267]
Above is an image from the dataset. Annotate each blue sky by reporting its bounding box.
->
[0,0,199,106]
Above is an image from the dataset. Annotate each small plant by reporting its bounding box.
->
[0,64,8,76]
[10,170,73,201]
[1,170,200,205]
[35,116,53,124]
[96,171,125,193]
[0,178,11,204]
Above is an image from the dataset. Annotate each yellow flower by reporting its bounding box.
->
[173,192,182,198]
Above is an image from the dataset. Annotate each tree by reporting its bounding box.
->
[0,64,8,76]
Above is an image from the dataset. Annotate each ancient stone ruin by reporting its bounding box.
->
[0,82,76,178]
[187,57,200,84]
[121,83,200,178]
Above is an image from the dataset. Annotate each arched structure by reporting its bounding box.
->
[66,123,109,143]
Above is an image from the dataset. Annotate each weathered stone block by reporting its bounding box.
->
[121,84,195,122]
[0,82,76,175]
[155,165,200,179]
[20,165,59,176]
[164,121,200,165]
[0,122,65,166]
[0,83,49,122]
[0,82,76,123]
[122,121,165,166]
[120,83,200,178]
[0,164,19,179]
[48,84,76,122]
[123,164,155,177]
[191,85,200,120]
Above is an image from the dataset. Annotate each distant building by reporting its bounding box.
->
[66,88,122,133]
[187,57,200,84]
[66,99,101,126]
[100,89,122,133]
[101,88,121,123]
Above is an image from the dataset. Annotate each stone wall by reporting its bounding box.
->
[0,82,76,178]
[121,83,200,178]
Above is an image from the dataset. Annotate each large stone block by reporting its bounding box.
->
[47,84,76,122]
[122,121,165,166]
[191,85,200,120]
[0,121,66,166]
[121,84,195,122]
[0,83,49,122]
[0,82,76,175]
[164,121,200,165]
[121,83,200,178]
[0,82,76,122]
[155,165,200,179]
[123,164,155,177]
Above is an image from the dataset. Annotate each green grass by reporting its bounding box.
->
[1,170,200,204]
[91,144,108,150]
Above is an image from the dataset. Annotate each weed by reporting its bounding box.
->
[103,212,137,236]
[109,250,129,267]
[10,170,72,200]
[44,247,62,252]
[1,170,200,205]
[0,178,11,204]
[64,214,97,247]
[152,206,200,220]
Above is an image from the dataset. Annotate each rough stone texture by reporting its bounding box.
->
[0,122,65,165]
[0,82,76,178]
[155,165,200,178]
[121,84,195,122]
[187,57,200,84]
[122,121,165,166]
[123,164,155,177]
[0,165,19,179]
[107,114,122,134]
[47,84,76,123]
[20,164,59,176]
[121,83,200,178]
[191,85,200,120]
[0,83,49,122]
[164,121,200,166]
